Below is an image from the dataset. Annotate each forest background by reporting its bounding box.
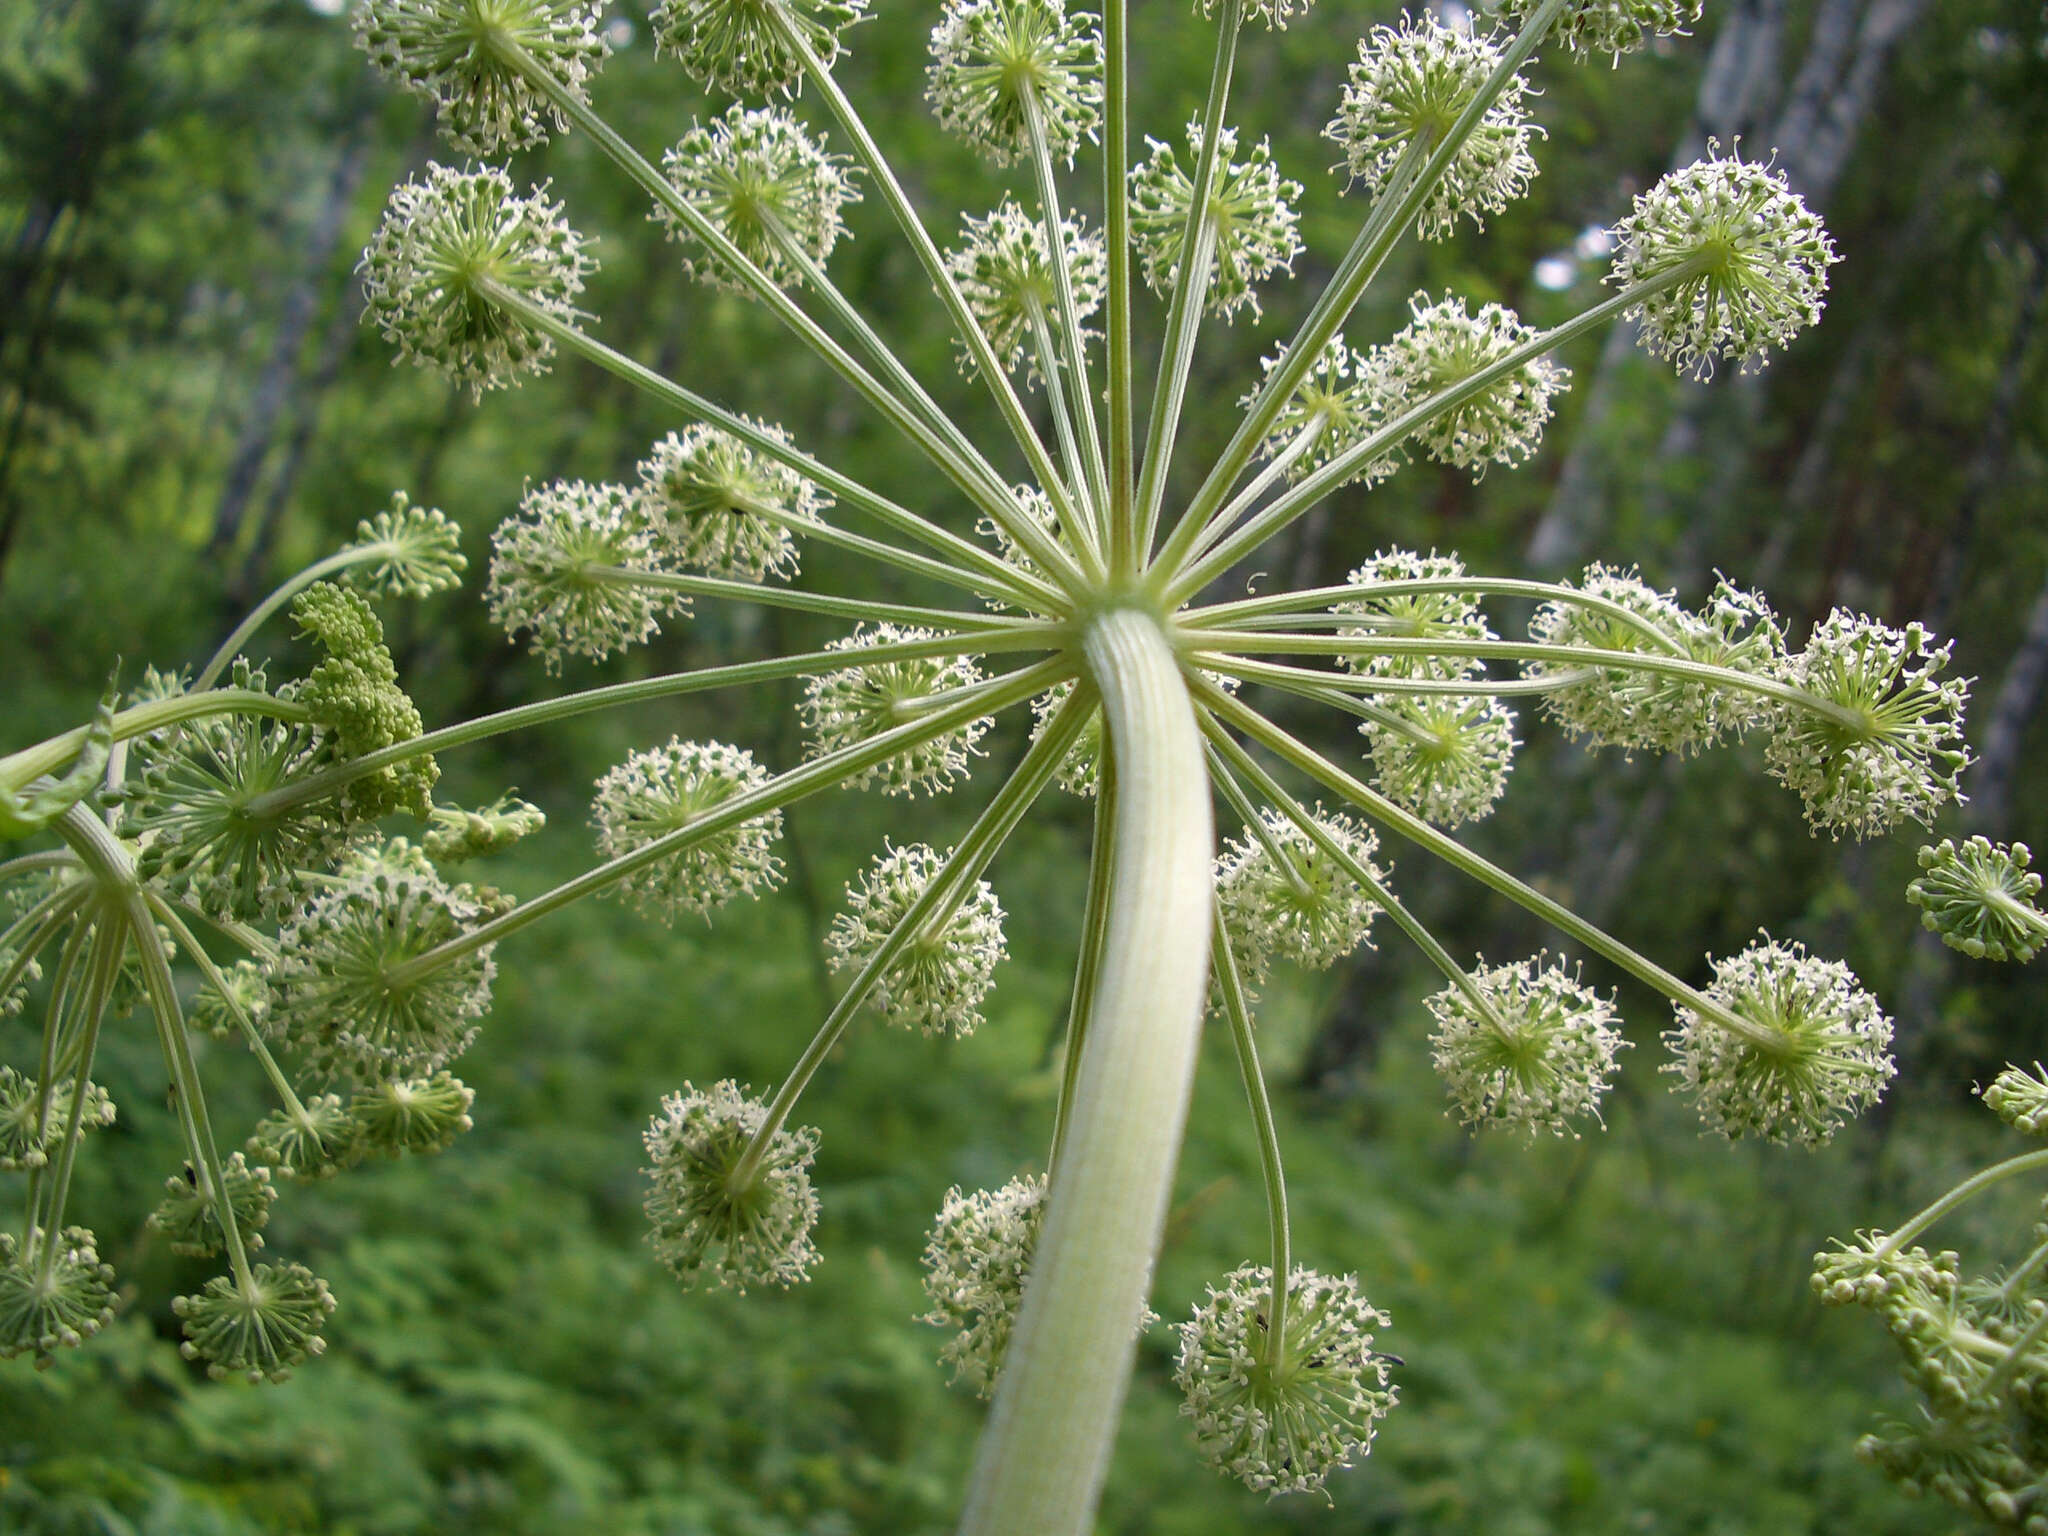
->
[3,0,2046,1530]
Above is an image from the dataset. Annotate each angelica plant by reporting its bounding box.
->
[0,0,1995,1530]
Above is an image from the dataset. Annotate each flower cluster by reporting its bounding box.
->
[1247,339,1397,485]
[827,842,1008,1036]
[651,0,868,99]
[591,738,786,923]
[487,480,677,671]
[360,165,594,399]
[1427,956,1627,1137]
[656,106,861,294]
[801,626,992,796]
[1663,937,1895,1147]
[1176,1264,1397,1494]
[927,0,1102,165]
[643,1080,821,1291]
[354,0,607,156]
[1129,123,1302,320]
[1373,292,1569,478]
[1908,838,2046,963]
[267,865,498,1084]
[1765,611,1971,839]
[1609,147,1840,378]
[1326,13,1540,239]
[947,201,1107,381]
[636,422,821,582]
[1501,0,1702,60]
[1215,807,1381,981]
[920,1173,1045,1395]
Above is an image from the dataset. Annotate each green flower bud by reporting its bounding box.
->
[351,1071,476,1157]
[423,793,548,865]
[175,1261,336,1383]
[1910,839,2045,963]
[0,1228,117,1365]
[0,1065,116,1171]
[1982,1064,2048,1135]
[294,583,437,821]
[147,1152,277,1258]
[342,492,467,600]
[248,1094,362,1182]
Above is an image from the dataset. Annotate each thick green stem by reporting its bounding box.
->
[959,609,1211,1536]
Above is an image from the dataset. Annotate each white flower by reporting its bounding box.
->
[359,165,594,398]
[827,842,1008,1037]
[1664,937,1895,1146]
[800,625,992,796]
[643,1080,821,1291]
[1215,806,1381,980]
[946,200,1106,382]
[920,1173,1045,1395]
[649,0,868,99]
[487,480,678,672]
[1609,147,1840,378]
[1176,1263,1397,1495]
[1129,123,1302,320]
[926,0,1101,165]
[592,738,786,922]
[634,421,821,582]
[1326,13,1540,239]
[1427,956,1627,1136]
[1764,610,1970,838]
[655,106,861,294]
[1372,292,1569,478]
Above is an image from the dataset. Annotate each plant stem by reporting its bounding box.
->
[1163,266,1711,605]
[768,17,1102,587]
[959,609,1211,1536]
[1102,0,1134,573]
[736,694,1086,1183]
[2,689,302,799]
[1210,908,1290,1374]
[1155,0,1571,577]
[585,565,1039,632]
[1873,1149,2048,1261]
[244,628,1061,819]
[1196,683,1785,1052]
[386,658,1069,984]
[477,279,1062,611]
[197,543,392,691]
[1048,729,1114,1176]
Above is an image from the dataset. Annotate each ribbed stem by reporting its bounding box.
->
[958,609,1211,1536]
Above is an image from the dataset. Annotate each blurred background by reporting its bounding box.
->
[3,0,2046,1529]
